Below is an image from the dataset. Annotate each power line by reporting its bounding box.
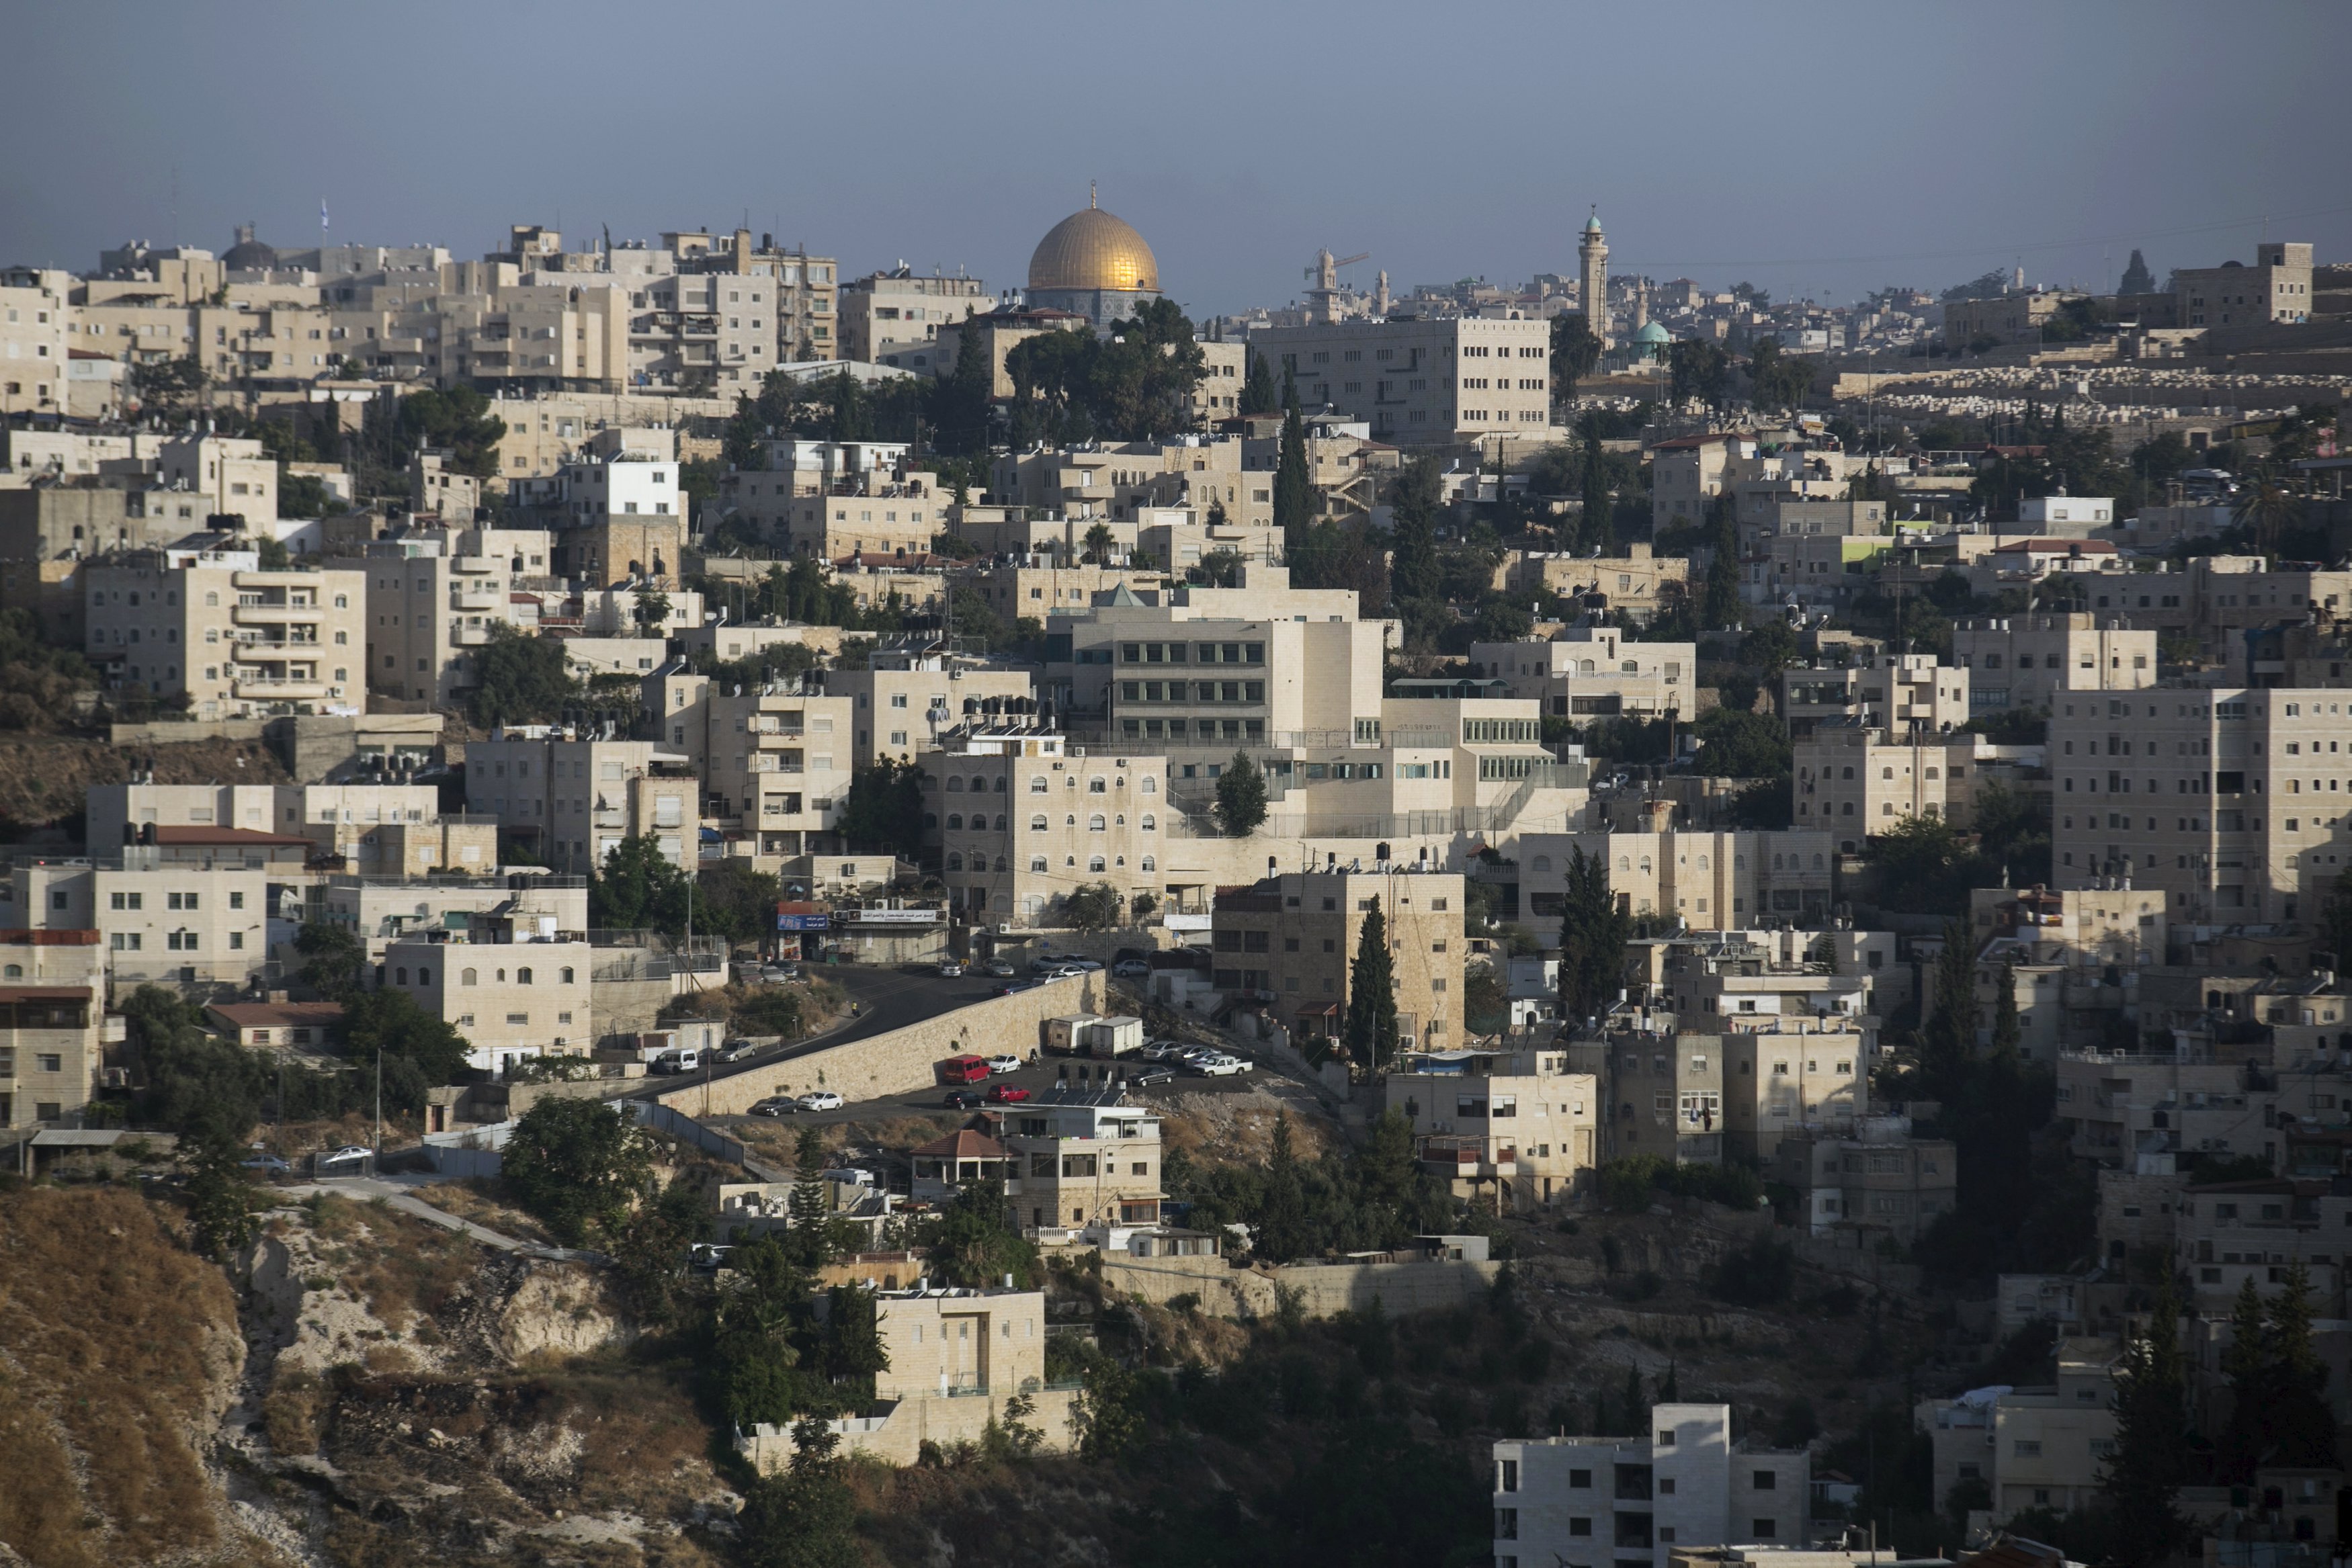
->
[1610,201,2352,275]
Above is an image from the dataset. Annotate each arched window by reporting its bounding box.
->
[1029,856,1048,872]
[462,967,478,986]
[419,967,431,986]
[1065,814,1077,826]
[1813,855,1824,869]
[1142,777,1158,795]
[396,967,409,984]
[1639,859,1652,874]
[0,964,16,979]
[1532,855,1551,873]
[1115,814,1126,826]
[947,777,965,792]
[1618,856,1630,870]
[995,857,1009,872]
[560,967,575,984]
[1089,814,1106,831]
[1089,777,1107,793]
[993,777,1006,793]
[1841,767,1853,780]
[969,776,989,793]
[993,814,1006,830]
[948,813,964,830]
[1773,854,1784,870]
[517,967,533,985]
[1697,856,1709,871]
[1578,660,1596,674]
[1089,856,1107,872]
[1030,776,1048,793]
[1141,855,1157,872]
[948,852,964,871]
[1140,814,1157,831]
[1734,855,1745,869]
[924,812,938,828]
[1030,814,1048,830]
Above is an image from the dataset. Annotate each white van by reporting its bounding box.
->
[651,1047,702,1075]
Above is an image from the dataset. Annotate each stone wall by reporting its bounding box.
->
[1101,1252,1500,1321]
[740,1385,1081,1469]
[654,973,1107,1117]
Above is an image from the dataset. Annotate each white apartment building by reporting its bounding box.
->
[2176,241,2315,329]
[0,929,105,1130]
[1918,1346,2118,1525]
[0,267,73,417]
[1513,830,1836,933]
[999,1084,1167,1233]
[829,646,1033,769]
[335,527,556,705]
[1471,625,1695,722]
[464,728,698,875]
[9,838,291,990]
[1385,1045,1598,1211]
[1249,316,1552,444]
[697,685,856,860]
[1780,653,1968,738]
[157,435,280,526]
[1493,1403,1811,1568]
[1950,613,2156,715]
[924,724,1165,926]
[314,871,589,971]
[1775,1118,1957,1243]
[384,908,590,1074]
[2049,687,2352,920]
[83,546,366,718]
[720,439,945,562]
[839,268,990,371]
[1793,728,2043,853]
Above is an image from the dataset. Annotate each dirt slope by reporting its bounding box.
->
[0,734,291,833]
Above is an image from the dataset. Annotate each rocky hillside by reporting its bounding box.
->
[0,734,290,834]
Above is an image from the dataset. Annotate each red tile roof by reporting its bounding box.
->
[910,1128,1008,1159]
[206,1002,347,1032]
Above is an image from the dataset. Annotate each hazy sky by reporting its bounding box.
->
[9,0,2348,314]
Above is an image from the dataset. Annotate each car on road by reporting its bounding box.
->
[319,1145,373,1167]
[650,1047,703,1074]
[1111,958,1150,977]
[943,1090,984,1110]
[1130,1067,1176,1088]
[1140,1041,1185,1062]
[993,980,1038,997]
[937,961,966,978]
[986,1084,1032,1104]
[938,1054,991,1086]
[749,1097,798,1117]
[795,1090,845,1112]
[984,1053,1023,1076]
[1038,965,1085,982]
[982,959,1017,977]
[241,1153,292,1174]
[1189,1053,1246,1076]
[761,963,802,984]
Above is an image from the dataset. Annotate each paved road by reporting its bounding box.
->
[276,1176,603,1262]
[630,963,1090,1104]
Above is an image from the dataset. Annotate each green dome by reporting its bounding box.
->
[1634,321,1671,343]
[1583,210,1603,234]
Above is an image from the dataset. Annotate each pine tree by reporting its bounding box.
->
[1387,455,1443,607]
[1257,1109,1310,1262]
[1579,434,1615,552]
[1214,750,1268,836]
[2264,1260,2339,1467]
[789,1125,835,1269]
[1343,898,1400,1069]
[1659,1361,1679,1400]
[2102,1273,2189,1568]
[2218,1277,2271,1482]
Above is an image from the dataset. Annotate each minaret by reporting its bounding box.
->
[1374,269,1390,316]
[1579,208,1610,349]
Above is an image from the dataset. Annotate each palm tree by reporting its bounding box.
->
[2234,472,2302,556]
[1083,523,1116,566]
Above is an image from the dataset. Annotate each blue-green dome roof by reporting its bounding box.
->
[1634,321,1671,343]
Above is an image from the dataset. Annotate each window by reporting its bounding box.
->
[1753,1470,1777,1491]
[1497,1459,1519,1493]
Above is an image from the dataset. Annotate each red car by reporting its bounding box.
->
[986,1084,1032,1104]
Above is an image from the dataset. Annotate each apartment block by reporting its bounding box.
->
[698,685,856,860]
[383,906,589,1074]
[1596,1022,1727,1164]
[1793,728,2042,853]
[1385,1043,1597,1211]
[1917,1344,2119,1524]
[0,930,104,1130]
[1950,614,2157,714]
[1780,654,1969,738]
[839,268,990,370]
[1509,546,1689,623]
[464,728,698,875]
[335,527,556,705]
[831,646,1032,769]
[1211,870,1465,1051]
[2048,687,2352,922]
[1493,1403,1811,1568]
[2176,241,2315,328]
[1249,316,1551,444]
[925,724,1165,927]
[509,433,685,586]
[9,838,288,989]
[1511,830,1835,933]
[2055,1049,2267,1168]
[1470,625,1696,722]
[1719,1027,1871,1164]
[83,546,366,719]
[1000,1084,1165,1233]
[718,438,944,560]
[0,266,73,416]
[1775,1118,1956,1243]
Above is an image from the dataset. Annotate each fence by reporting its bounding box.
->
[632,1101,749,1167]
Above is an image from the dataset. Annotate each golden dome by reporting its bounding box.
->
[1027,200,1159,294]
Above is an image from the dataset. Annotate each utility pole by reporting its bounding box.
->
[373,1044,382,1163]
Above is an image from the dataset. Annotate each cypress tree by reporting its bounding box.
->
[1579,434,1615,552]
[1989,956,2022,1062]
[1239,349,1277,416]
[1557,846,1631,1025]
[1275,389,1314,547]
[1699,491,1742,629]
[2102,1273,2189,1568]
[1343,898,1399,1069]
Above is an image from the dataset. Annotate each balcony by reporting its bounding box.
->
[228,639,324,661]
[234,676,330,700]
[452,625,497,646]
[451,588,502,611]
[1419,1136,1516,1179]
[231,601,325,628]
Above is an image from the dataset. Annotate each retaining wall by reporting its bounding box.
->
[653,973,1107,1118]
[1101,1252,1500,1320]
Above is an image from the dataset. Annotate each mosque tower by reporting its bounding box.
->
[1579,207,1610,349]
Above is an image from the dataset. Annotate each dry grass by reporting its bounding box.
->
[403,1178,559,1249]
[310,1194,481,1334]
[0,1186,244,1567]
[261,1364,325,1456]
[1158,1086,1339,1167]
